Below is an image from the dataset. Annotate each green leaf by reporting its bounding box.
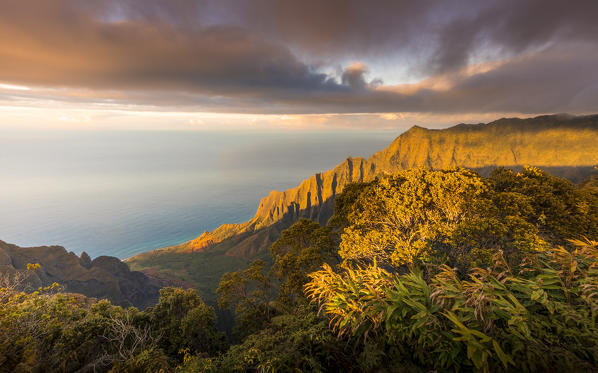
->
[492,339,514,368]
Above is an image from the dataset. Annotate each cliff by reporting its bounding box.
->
[251,114,598,230]
[126,114,598,295]
[0,240,160,309]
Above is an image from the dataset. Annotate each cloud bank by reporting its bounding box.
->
[0,0,597,117]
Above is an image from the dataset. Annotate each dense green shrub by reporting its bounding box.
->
[143,287,226,364]
[305,167,598,372]
[179,304,357,373]
[331,167,598,271]
[0,275,222,372]
[306,240,598,372]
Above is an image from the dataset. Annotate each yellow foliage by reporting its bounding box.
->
[338,168,486,267]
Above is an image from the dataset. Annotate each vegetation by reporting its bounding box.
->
[303,167,598,372]
[126,250,248,305]
[306,242,598,372]
[0,267,223,372]
[3,167,598,372]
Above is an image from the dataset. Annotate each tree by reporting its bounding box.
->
[144,287,226,363]
[217,260,273,340]
[327,181,372,231]
[269,219,339,305]
[338,168,492,268]
[336,167,598,272]
[489,166,598,246]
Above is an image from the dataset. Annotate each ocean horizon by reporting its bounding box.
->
[1,129,396,259]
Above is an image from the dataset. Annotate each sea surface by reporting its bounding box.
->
[0,130,395,259]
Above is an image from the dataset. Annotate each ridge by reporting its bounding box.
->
[126,114,598,297]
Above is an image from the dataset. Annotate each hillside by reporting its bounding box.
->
[0,240,160,308]
[126,114,598,300]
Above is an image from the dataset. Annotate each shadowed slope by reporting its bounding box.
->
[0,240,160,308]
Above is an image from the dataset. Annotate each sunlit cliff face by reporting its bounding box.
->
[1,0,597,130]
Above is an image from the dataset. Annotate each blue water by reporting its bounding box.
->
[0,130,395,259]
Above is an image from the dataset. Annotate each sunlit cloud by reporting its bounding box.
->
[380,113,400,120]
[0,82,30,91]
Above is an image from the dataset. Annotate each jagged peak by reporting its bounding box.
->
[404,124,428,133]
[79,251,92,268]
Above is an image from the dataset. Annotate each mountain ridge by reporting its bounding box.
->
[0,240,160,308]
[130,113,598,258]
[126,114,598,299]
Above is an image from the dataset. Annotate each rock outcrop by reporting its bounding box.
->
[0,240,160,309]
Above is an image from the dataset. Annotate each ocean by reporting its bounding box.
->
[0,130,395,259]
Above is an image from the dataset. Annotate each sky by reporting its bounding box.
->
[1,0,597,130]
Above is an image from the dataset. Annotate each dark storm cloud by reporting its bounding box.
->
[231,0,598,73]
[0,0,597,115]
[425,0,598,74]
[0,1,346,95]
